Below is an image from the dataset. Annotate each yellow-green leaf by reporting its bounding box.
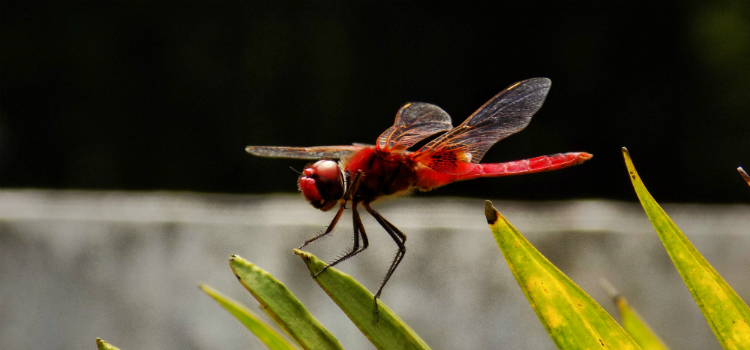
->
[485,201,641,350]
[601,280,669,350]
[199,284,298,350]
[739,167,750,187]
[623,148,750,349]
[229,255,344,350]
[294,249,431,350]
[614,296,670,350]
[95,338,121,350]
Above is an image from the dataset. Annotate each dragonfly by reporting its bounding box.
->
[246,78,592,318]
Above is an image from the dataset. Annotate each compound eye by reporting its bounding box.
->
[298,160,345,211]
[312,160,341,183]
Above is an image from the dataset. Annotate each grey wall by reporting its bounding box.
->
[1,190,749,350]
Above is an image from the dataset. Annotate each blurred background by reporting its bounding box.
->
[1,2,749,201]
[1,2,749,350]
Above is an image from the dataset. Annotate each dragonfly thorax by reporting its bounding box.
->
[298,160,345,212]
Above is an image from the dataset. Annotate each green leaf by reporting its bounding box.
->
[294,249,432,350]
[601,280,670,350]
[613,296,670,350]
[229,255,344,350]
[623,148,750,349]
[739,167,750,187]
[484,201,641,350]
[95,338,121,350]
[199,283,298,350]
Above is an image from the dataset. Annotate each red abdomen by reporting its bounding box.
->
[343,148,418,202]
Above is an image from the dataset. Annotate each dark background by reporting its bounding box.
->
[1,2,749,202]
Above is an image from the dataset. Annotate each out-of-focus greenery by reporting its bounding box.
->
[601,280,670,350]
[200,284,298,350]
[95,338,120,350]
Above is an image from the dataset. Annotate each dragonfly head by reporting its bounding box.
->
[298,160,345,211]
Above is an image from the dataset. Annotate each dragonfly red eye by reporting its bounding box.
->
[298,160,344,212]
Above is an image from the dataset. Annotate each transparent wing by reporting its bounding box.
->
[245,145,365,160]
[376,102,453,152]
[413,78,551,170]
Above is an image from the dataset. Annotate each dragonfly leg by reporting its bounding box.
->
[299,203,344,249]
[364,202,406,321]
[313,201,370,277]
[298,170,364,250]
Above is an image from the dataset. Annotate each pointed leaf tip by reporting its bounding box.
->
[484,200,498,224]
[96,338,121,350]
[622,148,633,166]
[292,249,306,258]
[621,148,640,182]
[739,167,750,185]
[611,294,670,350]
[599,278,620,301]
[294,249,327,276]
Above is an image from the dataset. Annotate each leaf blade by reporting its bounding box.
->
[485,200,641,350]
[229,255,344,350]
[601,280,670,350]
[95,338,121,350]
[623,148,750,349]
[615,296,670,350]
[294,249,431,350]
[200,284,298,350]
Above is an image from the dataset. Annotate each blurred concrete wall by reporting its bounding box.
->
[1,190,748,350]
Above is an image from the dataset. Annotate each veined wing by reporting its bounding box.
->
[245,145,365,160]
[412,78,551,173]
[376,102,453,152]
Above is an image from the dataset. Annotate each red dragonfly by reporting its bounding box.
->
[247,78,591,314]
